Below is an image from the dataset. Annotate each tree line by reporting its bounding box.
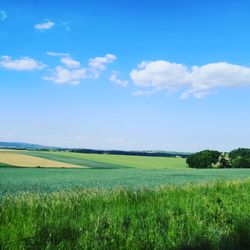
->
[186,148,250,168]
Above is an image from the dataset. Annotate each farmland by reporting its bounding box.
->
[23,150,187,169]
[0,149,187,169]
[0,150,85,168]
[1,150,250,249]
[1,149,250,195]
[1,167,250,196]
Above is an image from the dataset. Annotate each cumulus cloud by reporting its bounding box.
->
[131,61,188,90]
[130,60,250,98]
[60,56,81,69]
[88,54,117,78]
[0,10,7,21]
[110,71,128,86]
[44,66,86,85]
[47,52,81,68]
[183,62,250,98]
[0,56,46,71]
[45,53,117,85]
[34,21,55,30]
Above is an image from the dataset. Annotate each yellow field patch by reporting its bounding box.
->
[0,150,86,168]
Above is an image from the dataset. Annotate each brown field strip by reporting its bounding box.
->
[0,150,87,168]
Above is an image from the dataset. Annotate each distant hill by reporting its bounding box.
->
[0,141,191,157]
[0,142,54,150]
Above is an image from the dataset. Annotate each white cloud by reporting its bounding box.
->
[88,54,117,78]
[130,60,188,90]
[0,10,7,21]
[60,56,81,69]
[34,21,55,30]
[46,52,69,57]
[0,56,46,71]
[44,66,87,85]
[132,90,155,96]
[183,62,250,98]
[47,52,81,68]
[44,53,117,85]
[130,60,250,98]
[110,71,128,86]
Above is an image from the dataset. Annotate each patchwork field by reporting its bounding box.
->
[0,150,85,168]
[23,150,187,169]
[1,150,250,196]
[0,149,187,169]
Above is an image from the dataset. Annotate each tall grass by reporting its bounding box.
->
[0,180,249,250]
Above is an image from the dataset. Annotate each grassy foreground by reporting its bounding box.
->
[0,180,250,250]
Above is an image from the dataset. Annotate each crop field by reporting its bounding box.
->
[1,167,250,195]
[0,150,85,168]
[0,149,187,169]
[1,150,250,249]
[23,150,187,169]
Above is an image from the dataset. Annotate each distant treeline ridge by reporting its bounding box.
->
[0,142,190,158]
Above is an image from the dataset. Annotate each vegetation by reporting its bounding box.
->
[229,148,250,168]
[23,150,187,169]
[1,167,250,196]
[1,149,250,249]
[69,148,190,157]
[187,148,250,169]
[186,150,221,168]
[0,180,249,250]
[0,150,83,168]
[0,141,190,157]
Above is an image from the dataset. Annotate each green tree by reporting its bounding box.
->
[229,148,250,168]
[186,150,221,169]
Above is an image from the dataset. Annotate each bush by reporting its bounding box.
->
[186,150,221,169]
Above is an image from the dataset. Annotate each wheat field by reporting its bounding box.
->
[0,150,86,168]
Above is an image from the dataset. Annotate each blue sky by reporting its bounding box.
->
[1,0,250,152]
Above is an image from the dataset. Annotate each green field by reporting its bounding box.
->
[1,167,250,195]
[1,151,250,249]
[22,150,187,169]
[1,180,250,250]
[1,150,250,195]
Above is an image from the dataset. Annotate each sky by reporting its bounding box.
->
[1,0,250,152]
